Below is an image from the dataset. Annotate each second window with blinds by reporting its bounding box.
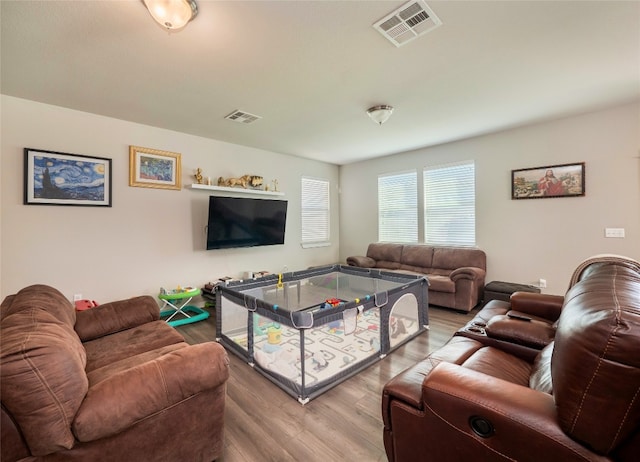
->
[378,161,476,247]
[301,177,330,248]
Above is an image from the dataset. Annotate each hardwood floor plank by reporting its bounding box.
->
[176,304,476,461]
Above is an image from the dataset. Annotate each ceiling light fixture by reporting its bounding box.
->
[142,0,198,31]
[367,105,394,125]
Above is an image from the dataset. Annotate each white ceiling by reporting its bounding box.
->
[2,1,639,165]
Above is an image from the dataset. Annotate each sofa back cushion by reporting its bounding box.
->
[432,247,486,271]
[1,284,77,327]
[399,245,434,269]
[366,243,403,270]
[552,263,640,456]
[1,285,88,456]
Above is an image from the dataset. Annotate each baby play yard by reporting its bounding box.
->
[216,265,429,404]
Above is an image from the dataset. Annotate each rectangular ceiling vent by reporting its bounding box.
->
[224,110,262,124]
[373,0,442,47]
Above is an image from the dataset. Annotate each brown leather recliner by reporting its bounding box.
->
[382,259,640,461]
[1,284,229,462]
[456,291,565,361]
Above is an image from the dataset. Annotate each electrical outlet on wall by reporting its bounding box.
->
[538,279,547,289]
[73,294,82,301]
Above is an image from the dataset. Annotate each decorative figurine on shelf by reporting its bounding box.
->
[272,179,279,192]
[248,175,263,188]
[194,168,204,184]
[217,175,264,189]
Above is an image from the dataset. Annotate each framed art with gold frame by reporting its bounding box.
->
[129,146,182,190]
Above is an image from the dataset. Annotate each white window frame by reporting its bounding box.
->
[423,160,476,247]
[378,170,418,243]
[301,176,330,248]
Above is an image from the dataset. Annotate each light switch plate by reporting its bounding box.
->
[605,228,625,238]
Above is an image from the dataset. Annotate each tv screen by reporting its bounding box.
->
[206,196,288,250]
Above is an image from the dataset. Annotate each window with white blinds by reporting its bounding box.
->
[378,171,418,243]
[423,160,476,247]
[301,177,330,247]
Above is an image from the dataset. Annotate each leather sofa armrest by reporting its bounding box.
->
[346,255,376,268]
[72,342,229,442]
[510,292,564,321]
[75,295,160,342]
[419,363,600,460]
[449,266,485,281]
[484,314,555,349]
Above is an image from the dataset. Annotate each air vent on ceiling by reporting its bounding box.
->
[224,110,262,124]
[373,0,442,47]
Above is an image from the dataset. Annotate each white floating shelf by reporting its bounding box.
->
[188,184,284,196]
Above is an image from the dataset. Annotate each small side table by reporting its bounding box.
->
[158,288,209,327]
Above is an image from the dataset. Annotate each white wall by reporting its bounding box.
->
[3,97,638,302]
[340,102,640,296]
[1,96,340,302]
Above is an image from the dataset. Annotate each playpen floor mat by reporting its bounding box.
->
[229,310,417,387]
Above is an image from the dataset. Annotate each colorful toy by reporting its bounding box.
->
[267,326,282,344]
[322,298,342,309]
[158,286,207,327]
[75,299,99,311]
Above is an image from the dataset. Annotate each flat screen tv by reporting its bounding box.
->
[206,196,288,250]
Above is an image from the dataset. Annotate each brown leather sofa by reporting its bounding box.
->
[347,243,486,312]
[1,284,229,462]
[382,258,640,461]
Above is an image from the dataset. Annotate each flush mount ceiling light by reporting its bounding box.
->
[142,0,198,31]
[367,105,394,125]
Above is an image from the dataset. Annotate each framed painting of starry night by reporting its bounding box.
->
[24,148,112,206]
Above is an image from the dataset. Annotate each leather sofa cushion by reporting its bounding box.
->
[467,300,511,326]
[383,336,483,409]
[529,342,554,394]
[1,307,88,456]
[553,264,640,455]
[485,314,556,349]
[461,347,531,386]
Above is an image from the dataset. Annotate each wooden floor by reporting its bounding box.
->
[177,305,477,462]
